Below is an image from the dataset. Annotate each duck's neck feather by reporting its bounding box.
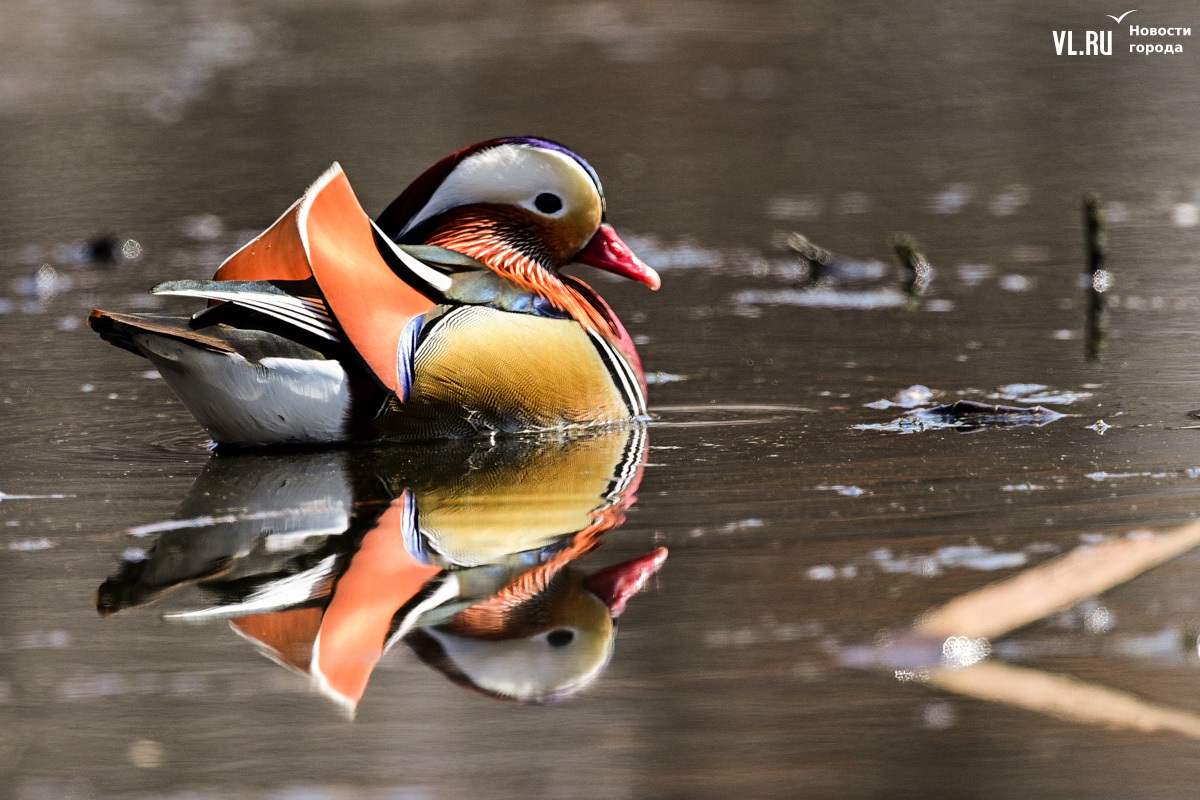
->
[424,227,618,341]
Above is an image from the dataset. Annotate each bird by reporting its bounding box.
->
[96,425,667,710]
[89,138,661,447]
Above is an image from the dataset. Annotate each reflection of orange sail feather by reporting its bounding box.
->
[231,607,324,673]
[312,498,440,707]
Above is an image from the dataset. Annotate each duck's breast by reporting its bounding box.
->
[383,306,643,438]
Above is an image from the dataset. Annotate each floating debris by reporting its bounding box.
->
[12,264,73,300]
[806,565,837,581]
[1087,420,1112,434]
[1001,483,1045,492]
[995,382,1046,396]
[942,636,992,668]
[816,485,865,497]
[873,545,1028,577]
[1172,203,1198,228]
[1086,471,1177,482]
[733,287,908,311]
[644,371,688,385]
[121,239,144,260]
[9,538,53,551]
[16,630,70,648]
[998,274,1034,292]
[930,183,973,215]
[989,384,1093,405]
[856,400,1066,434]
[865,384,939,410]
[180,214,223,241]
[0,491,73,501]
[956,263,994,286]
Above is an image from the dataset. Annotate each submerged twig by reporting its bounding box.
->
[842,518,1200,739]
[1084,193,1111,361]
[785,232,839,285]
[890,233,932,296]
[916,521,1200,639]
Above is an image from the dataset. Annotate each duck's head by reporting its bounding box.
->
[406,547,667,704]
[377,138,659,332]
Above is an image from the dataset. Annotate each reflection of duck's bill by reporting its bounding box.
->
[584,547,668,617]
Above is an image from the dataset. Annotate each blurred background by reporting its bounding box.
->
[7,1,1200,798]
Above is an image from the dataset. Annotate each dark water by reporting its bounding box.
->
[8,1,1200,797]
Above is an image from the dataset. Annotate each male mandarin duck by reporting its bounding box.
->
[97,427,667,709]
[89,138,660,446]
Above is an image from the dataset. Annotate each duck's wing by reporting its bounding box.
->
[89,310,239,358]
[206,164,439,397]
[151,279,340,342]
[88,309,359,446]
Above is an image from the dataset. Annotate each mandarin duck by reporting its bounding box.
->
[89,138,660,446]
[98,426,667,709]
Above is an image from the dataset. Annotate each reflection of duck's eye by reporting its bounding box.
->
[535,193,563,214]
[547,628,575,647]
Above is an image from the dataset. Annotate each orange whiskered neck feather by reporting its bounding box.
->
[424,213,618,340]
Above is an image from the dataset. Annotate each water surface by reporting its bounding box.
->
[7,1,1200,797]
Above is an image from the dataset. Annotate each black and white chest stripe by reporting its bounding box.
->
[586,330,647,418]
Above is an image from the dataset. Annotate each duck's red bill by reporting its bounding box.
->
[584,547,668,617]
[577,223,661,290]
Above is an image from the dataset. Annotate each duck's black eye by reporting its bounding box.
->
[535,193,563,214]
[547,628,575,647]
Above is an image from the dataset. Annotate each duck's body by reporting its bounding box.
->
[90,139,659,446]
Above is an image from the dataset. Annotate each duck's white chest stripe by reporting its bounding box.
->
[586,330,646,417]
[370,219,452,295]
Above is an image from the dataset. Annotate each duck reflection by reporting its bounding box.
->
[97,425,665,712]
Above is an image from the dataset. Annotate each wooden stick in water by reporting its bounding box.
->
[916,520,1200,639]
[931,661,1200,739]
